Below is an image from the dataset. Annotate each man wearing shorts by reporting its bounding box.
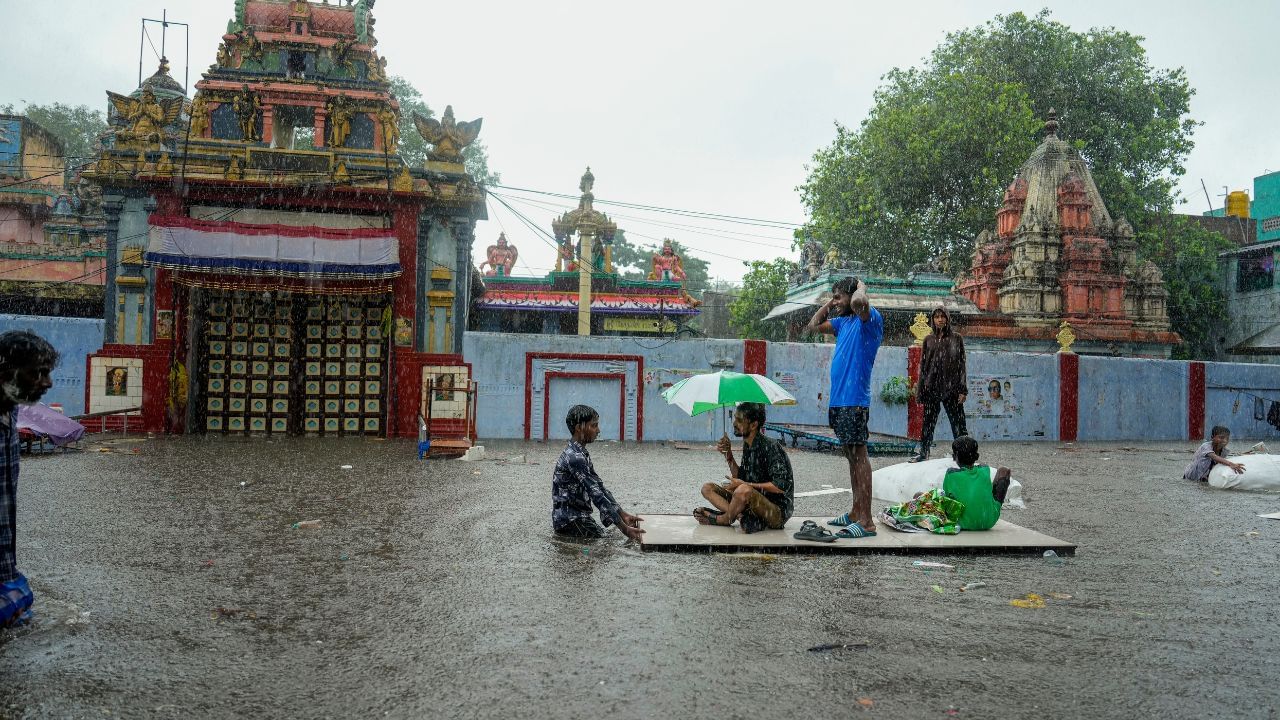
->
[805,276,883,538]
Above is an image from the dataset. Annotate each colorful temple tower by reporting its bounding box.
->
[471,169,701,335]
[84,0,485,443]
[955,111,1177,357]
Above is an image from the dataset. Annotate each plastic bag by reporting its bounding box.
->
[1207,453,1280,492]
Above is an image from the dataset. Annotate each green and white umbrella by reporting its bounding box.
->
[661,370,797,417]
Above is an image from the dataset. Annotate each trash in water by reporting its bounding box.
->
[807,642,869,653]
[913,561,954,569]
[1043,550,1064,564]
[292,520,322,530]
[340,465,353,470]
[339,554,349,561]
[931,584,945,594]
[960,582,987,592]
[1046,592,1072,600]
[857,697,874,709]
[1245,531,1260,538]
[1010,593,1045,609]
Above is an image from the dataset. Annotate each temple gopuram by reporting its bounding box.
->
[955,111,1178,357]
[83,0,485,446]
[471,169,701,335]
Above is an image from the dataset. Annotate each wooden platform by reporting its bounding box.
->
[638,514,1076,555]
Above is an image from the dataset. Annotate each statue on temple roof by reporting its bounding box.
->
[412,106,482,164]
[326,94,355,147]
[376,104,398,150]
[580,167,594,194]
[108,87,182,148]
[235,27,264,67]
[367,55,388,83]
[480,233,518,277]
[232,84,262,142]
[189,92,210,138]
[647,240,687,282]
[799,235,823,280]
[215,42,233,69]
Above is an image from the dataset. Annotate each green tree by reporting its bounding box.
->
[800,10,1197,275]
[729,258,795,341]
[388,75,497,185]
[0,102,108,175]
[1136,217,1233,360]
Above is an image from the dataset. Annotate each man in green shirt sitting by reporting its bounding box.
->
[942,435,1011,531]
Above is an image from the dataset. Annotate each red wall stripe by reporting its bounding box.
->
[907,345,923,440]
[1188,362,1206,441]
[1058,352,1079,443]
[743,339,767,375]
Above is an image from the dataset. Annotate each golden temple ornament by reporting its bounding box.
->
[909,312,931,346]
[1057,321,1076,353]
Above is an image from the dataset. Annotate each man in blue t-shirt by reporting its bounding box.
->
[804,277,884,538]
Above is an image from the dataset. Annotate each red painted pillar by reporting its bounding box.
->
[743,339,767,375]
[1188,362,1206,441]
[1059,352,1079,442]
[907,345,922,439]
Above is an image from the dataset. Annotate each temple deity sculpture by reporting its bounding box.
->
[480,233,518,277]
[189,93,210,138]
[108,87,182,148]
[215,42,233,68]
[411,106,483,163]
[647,240,687,282]
[376,104,398,150]
[326,94,354,147]
[367,55,388,82]
[556,236,575,272]
[800,235,823,280]
[232,85,262,142]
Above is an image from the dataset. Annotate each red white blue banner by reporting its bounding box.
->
[144,215,401,280]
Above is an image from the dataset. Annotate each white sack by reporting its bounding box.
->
[1207,453,1280,492]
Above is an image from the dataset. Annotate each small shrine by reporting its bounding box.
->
[955,111,1178,357]
[471,168,701,335]
[83,0,486,446]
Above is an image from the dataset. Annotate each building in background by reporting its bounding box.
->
[1204,171,1280,244]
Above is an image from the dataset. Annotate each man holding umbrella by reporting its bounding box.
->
[694,402,794,533]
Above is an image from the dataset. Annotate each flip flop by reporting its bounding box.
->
[693,507,727,526]
[834,523,877,539]
[827,512,853,527]
[1,574,34,629]
[793,520,836,543]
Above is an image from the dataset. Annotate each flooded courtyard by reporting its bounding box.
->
[1,436,1278,718]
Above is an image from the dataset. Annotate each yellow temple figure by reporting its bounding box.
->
[232,85,262,142]
[480,233,518,277]
[108,87,182,148]
[376,105,399,150]
[327,95,354,148]
[189,93,210,137]
[412,106,482,163]
[647,240,687,282]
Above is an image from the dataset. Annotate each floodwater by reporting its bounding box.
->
[2,436,1278,718]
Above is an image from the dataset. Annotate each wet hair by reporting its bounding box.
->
[952,435,979,466]
[1210,425,1231,439]
[0,330,59,378]
[735,402,766,428]
[565,404,599,433]
[832,276,859,296]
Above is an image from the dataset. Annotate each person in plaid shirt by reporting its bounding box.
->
[552,405,644,541]
[1,330,57,628]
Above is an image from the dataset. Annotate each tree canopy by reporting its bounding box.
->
[0,102,108,177]
[728,258,795,342]
[800,9,1198,276]
[388,75,497,185]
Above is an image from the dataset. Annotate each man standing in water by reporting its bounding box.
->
[0,331,57,627]
[804,277,883,538]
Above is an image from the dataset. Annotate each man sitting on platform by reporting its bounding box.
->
[694,403,794,533]
[941,435,1010,531]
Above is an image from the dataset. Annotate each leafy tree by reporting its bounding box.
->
[1137,217,1233,360]
[800,10,1197,275]
[0,102,108,176]
[729,258,795,341]
[388,75,497,185]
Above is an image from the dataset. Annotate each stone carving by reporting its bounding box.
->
[376,104,398,149]
[107,88,183,148]
[232,84,262,142]
[367,54,387,82]
[411,106,482,163]
[189,93,210,137]
[326,94,354,147]
[799,236,823,280]
[480,233,518,277]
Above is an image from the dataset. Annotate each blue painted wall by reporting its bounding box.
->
[1204,361,1280,441]
[0,314,105,414]
[464,331,1280,443]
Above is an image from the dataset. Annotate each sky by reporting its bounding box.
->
[3,0,1277,282]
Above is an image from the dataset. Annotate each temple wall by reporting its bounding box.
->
[464,331,1280,444]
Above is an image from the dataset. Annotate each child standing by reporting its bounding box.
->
[1183,425,1245,482]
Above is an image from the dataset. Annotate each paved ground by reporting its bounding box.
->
[1,435,1278,718]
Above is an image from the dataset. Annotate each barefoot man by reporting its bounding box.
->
[804,277,883,538]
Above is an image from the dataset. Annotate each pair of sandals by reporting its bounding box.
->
[792,514,877,542]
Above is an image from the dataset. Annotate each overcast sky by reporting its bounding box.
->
[3,0,1276,282]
